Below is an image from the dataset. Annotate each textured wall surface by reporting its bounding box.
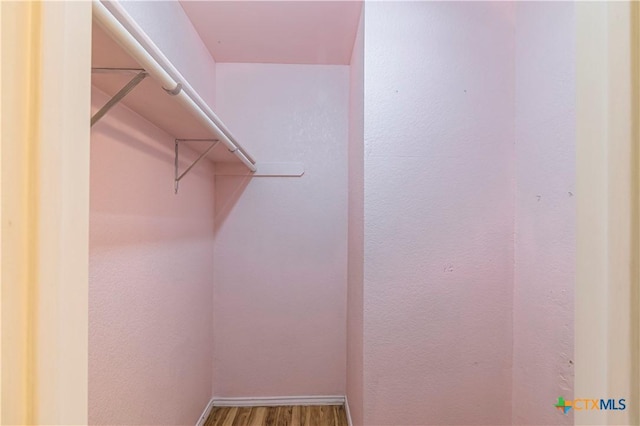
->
[346,9,365,426]
[212,64,349,397]
[513,3,576,424]
[88,3,577,423]
[89,88,215,425]
[362,3,515,424]
[118,0,217,107]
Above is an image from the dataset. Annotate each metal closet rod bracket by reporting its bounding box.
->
[91,67,148,127]
[174,139,220,194]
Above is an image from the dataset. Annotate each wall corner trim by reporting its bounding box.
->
[195,397,215,426]
[344,395,353,426]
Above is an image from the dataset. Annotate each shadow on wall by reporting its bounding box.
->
[90,88,225,246]
[91,89,254,236]
[93,119,176,172]
[214,175,252,233]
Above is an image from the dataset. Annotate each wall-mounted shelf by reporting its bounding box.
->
[91,0,305,191]
[91,0,257,192]
[92,26,244,165]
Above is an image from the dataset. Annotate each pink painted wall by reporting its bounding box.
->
[346,9,364,426]
[119,0,217,106]
[513,2,575,424]
[362,3,515,424]
[212,63,349,397]
[89,88,215,425]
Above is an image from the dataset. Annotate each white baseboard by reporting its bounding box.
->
[196,397,215,426]
[211,395,345,407]
[344,395,353,426]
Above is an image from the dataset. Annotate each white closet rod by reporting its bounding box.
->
[92,0,257,172]
[99,0,256,164]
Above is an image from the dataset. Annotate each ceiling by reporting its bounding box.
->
[180,1,362,65]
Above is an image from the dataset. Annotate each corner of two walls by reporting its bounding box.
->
[92,2,353,420]
[512,2,575,425]
[351,2,575,425]
[211,62,349,398]
[347,6,365,426]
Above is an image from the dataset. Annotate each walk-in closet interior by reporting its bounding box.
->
[89,1,575,425]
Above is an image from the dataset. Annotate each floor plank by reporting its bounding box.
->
[247,406,267,426]
[290,406,301,426]
[233,407,252,426]
[222,407,239,426]
[205,405,347,426]
[264,406,278,426]
[206,407,227,426]
[277,406,293,426]
[300,405,310,426]
[335,406,348,426]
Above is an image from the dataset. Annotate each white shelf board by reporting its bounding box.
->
[91,20,240,164]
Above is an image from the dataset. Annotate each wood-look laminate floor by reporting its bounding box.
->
[204,405,348,426]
